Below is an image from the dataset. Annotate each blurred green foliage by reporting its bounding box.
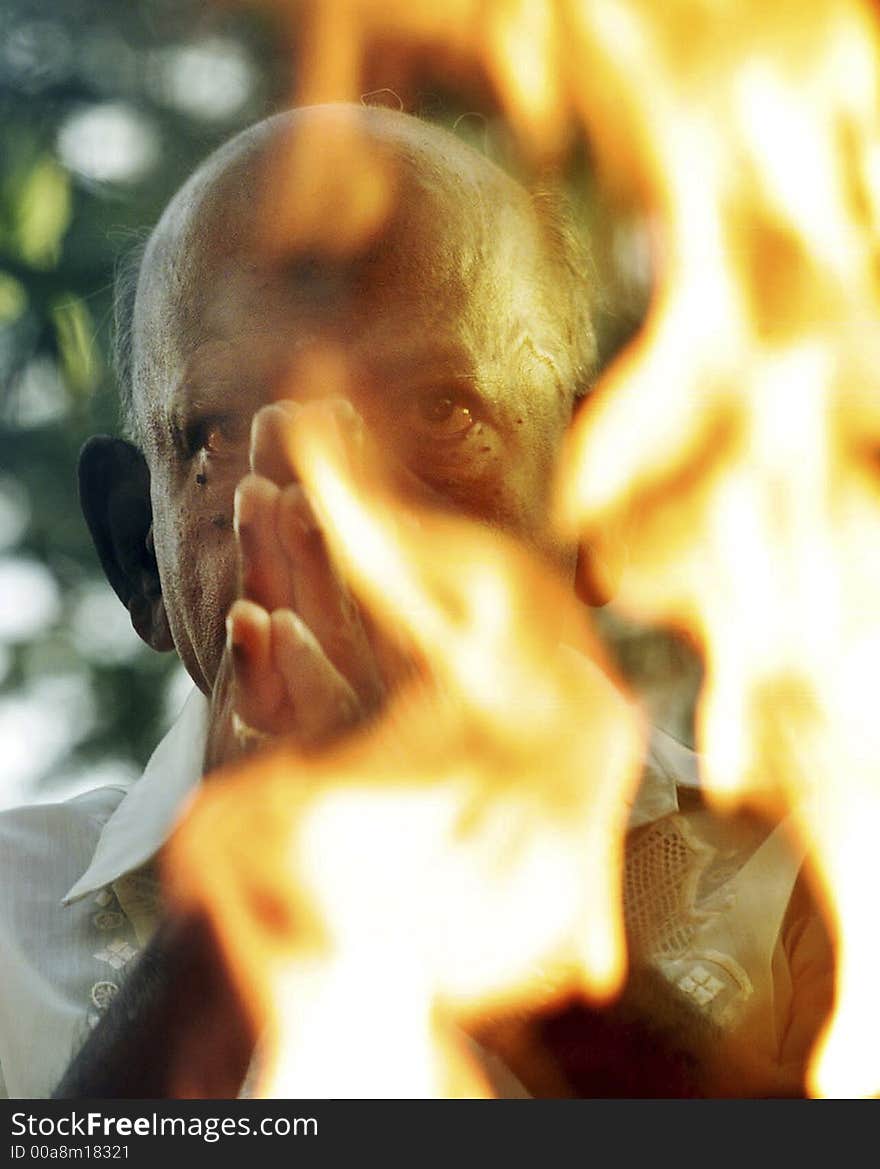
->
[0,0,285,800]
[3,152,72,269]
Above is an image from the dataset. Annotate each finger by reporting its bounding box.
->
[235,473,291,612]
[270,609,362,744]
[250,400,301,484]
[254,396,369,485]
[226,599,286,733]
[318,396,366,475]
[278,482,382,704]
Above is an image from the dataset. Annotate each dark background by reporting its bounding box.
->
[0,0,696,810]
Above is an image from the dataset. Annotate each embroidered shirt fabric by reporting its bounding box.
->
[0,689,208,1098]
[0,687,831,1097]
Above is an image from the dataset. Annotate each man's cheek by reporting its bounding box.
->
[200,531,238,621]
[192,567,237,691]
[172,512,238,681]
[402,429,506,504]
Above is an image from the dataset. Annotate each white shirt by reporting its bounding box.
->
[0,688,824,1098]
[0,689,208,1098]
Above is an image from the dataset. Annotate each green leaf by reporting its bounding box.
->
[15,157,72,270]
[0,271,28,324]
[50,294,99,397]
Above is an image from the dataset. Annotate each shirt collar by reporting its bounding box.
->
[61,685,699,903]
[63,687,209,905]
[628,723,701,829]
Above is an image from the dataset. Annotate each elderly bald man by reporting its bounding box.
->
[0,105,832,1100]
[0,104,602,1098]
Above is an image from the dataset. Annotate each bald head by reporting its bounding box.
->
[118,104,596,442]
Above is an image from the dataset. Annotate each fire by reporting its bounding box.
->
[558,0,880,1097]
[166,0,880,1096]
[166,378,644,1097]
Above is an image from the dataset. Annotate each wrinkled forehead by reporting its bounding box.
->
[132,110,556,428]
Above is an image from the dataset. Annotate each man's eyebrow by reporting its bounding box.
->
[157,365,241,451]
[516,333,565,388]
[164,378,228,436]
[175,375,239,408]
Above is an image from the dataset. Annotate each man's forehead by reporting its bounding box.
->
[134,224,507,417]
[171,323,558,394]
[129,106,572,439]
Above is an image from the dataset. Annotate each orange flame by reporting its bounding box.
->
[167,378,644,1096]
[558,0,880,1098]
[178,0,880,1096]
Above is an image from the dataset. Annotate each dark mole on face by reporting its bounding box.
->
[196,473,208,486]
[211,514,231,529]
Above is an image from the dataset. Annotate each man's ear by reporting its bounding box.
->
[78,436,175,652]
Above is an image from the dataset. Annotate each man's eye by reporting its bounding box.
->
[187,417,242,457]
[413,390,475,438]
